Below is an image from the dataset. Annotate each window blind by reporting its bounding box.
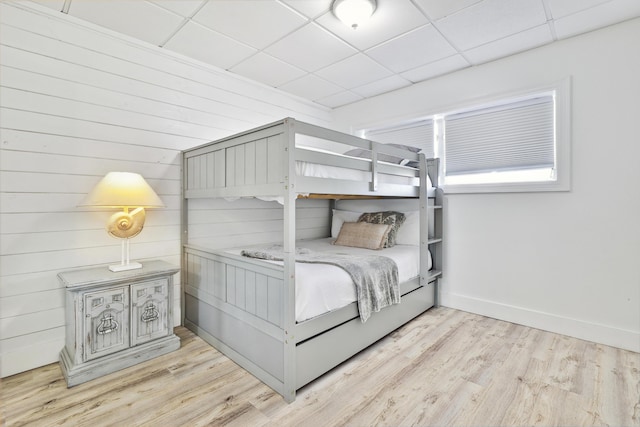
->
[366,119,435,158]
[444,95,555,176]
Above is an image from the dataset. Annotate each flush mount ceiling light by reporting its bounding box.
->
[332,0,377,29]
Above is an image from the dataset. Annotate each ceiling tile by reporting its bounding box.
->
[265,23,356,72]
[67,0,184,46]
[553,0,640,39]
[435,0,548,51]
[230,53,307,87]
[28,0,65,12]
[280,0,331,19]
[192,0,307,50]
[464,24,553,65]
[544,0,612,19]
[351,75,412,98]
[149,0,206,17]
[315,53,393,89]
[278,74,344,100]
[316,0,429,51]
[366,24,457,73]
[413,0,483,20]
[400,54,470,83]
[316,90,364,108]
[164,21,257,69]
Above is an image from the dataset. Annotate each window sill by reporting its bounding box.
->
[443,179,570,194]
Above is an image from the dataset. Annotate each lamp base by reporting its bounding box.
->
[109,262,142,272]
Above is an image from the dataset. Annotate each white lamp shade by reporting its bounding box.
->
[333,0,376,29]
[79,172,164,208]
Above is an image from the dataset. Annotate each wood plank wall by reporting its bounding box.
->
[187,198,331,250]
[0,2,331,377]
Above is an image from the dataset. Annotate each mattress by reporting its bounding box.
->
[295,147,434,196]
[241,148,434,203]
[227,238,430,323]
[296,161,420,186]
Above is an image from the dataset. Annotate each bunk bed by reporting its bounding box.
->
[181,118,443,402]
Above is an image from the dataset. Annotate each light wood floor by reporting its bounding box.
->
[1,307,638,426]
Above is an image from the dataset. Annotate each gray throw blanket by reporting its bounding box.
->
[241,245,399,322]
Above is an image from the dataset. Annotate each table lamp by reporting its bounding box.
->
[79,172,165,272]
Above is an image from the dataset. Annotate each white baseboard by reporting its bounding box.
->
[441,292,640,353]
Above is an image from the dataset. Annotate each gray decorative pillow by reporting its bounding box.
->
[344,144,421,166]
[357,211,406,248]
[404,160,419,168]
[344,149,404,165]
[388,143,421,153]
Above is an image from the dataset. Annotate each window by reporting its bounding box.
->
[362,79,571,193]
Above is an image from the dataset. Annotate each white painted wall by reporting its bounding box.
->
[0,2,331,377]
[333,18,640,352]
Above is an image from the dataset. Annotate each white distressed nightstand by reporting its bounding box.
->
[58,260,180,387]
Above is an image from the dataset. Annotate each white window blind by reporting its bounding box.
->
[366,119,434,157]
[444,95,555,176]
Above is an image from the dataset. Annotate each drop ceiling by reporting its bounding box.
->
[30,0,640,108]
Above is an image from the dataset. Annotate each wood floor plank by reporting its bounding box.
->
[336,317,490,426]
[599,346,639,426]
[1,307,637,427]
[294,311,476,425]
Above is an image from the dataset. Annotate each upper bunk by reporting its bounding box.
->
[183,118,439,201]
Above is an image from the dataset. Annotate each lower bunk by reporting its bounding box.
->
[183,240,438,402]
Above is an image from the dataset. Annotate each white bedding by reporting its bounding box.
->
[295,160,434,197]
[296,161,420,186]
[227,238,430,323]
[250,164,433,203]
[245,147,434,204]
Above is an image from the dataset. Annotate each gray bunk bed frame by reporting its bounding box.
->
[181,118,442,402]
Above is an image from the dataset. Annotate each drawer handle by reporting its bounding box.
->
[141,303,159,322]
[96,314,119,335]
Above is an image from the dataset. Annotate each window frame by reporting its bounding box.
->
[360,78,571,194]
[440,78,571,194]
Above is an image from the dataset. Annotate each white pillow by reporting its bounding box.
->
[331,209,363,238]
[395,211,420,245]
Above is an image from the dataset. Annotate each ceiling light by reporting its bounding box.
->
[332,0,377,30]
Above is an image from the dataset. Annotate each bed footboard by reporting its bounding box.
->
[183,246,289,394]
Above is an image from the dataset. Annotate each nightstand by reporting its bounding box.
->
[58,260,180,387]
